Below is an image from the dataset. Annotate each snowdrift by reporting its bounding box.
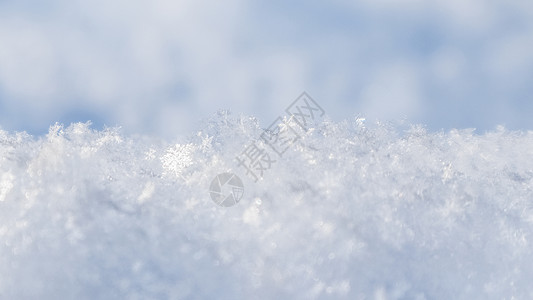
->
[1,115,532,299]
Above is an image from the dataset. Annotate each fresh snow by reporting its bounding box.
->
[1,115,533,299]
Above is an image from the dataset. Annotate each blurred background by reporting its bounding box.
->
[0,0,532,139]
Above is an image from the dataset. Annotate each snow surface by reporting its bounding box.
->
[1,114,533,299]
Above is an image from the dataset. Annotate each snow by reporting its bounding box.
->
[0,116,533,299]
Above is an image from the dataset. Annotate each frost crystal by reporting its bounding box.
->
[161,143,196,179]
[0,118,532,299]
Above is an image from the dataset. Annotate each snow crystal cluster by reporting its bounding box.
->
[1,114,533,299]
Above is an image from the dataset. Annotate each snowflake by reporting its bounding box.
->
[160,143,196,179]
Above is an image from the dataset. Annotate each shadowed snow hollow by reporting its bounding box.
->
[1,115,533,299]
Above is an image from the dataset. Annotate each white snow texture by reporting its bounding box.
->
[1,114,533,299]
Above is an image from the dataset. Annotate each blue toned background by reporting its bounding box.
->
[0,0,532,138]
